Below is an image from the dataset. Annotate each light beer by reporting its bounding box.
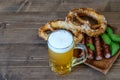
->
[48,30,74,75]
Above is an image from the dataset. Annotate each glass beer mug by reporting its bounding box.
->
[47,30,87,75]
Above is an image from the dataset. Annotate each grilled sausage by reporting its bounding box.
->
[94,36,103,60]
[101,39,111,59]
[86,35,94,59]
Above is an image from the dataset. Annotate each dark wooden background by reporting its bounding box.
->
[0,0,120,80]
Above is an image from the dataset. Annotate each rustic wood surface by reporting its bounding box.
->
[0,0,120,80]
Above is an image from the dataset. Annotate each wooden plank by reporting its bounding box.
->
[4,23,42,29]
[23,0,63,12]
[0,12,66,23]
[29,0,62,3]
[0,12,119,24]
[0,60,49,67]
[0,44,48,67]
[110,2,120,12]
[56,0,109,12]
[63,0,93,3]
[0,28,46,44]
[0,44,48,59]
[0,65,119,80]
[0,64,107,80]
[24,0,102,12]
[30,0,93,3]
[0,0,120,13]
[2,66,96,80]
[16,0,29,13]
[110,0,120,2]
[22,2,61,12]
[0,0,26,12]
[21,0,120,12]
[104,0,120,12]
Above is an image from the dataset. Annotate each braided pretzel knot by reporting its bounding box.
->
[66,8,107,36]
[38,20,83,43]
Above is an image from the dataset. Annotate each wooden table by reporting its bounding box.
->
[0,0,120,80]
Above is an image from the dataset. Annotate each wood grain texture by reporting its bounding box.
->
[0,44,120,80]
[0,0,120,12]
[0,0,120,80]
[0,12,120,24]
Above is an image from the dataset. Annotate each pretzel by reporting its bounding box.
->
[66,8,107,36]
[38,20,83,43]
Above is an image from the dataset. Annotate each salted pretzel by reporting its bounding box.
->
[66,8,107,36]
[38,20,83,43]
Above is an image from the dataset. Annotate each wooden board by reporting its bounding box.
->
[85,51,120,74]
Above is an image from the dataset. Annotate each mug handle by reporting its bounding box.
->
[72,43,88,67]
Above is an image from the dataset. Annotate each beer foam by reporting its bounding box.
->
[48,30,74,53]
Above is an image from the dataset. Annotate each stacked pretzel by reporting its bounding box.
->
[38,8,110,60]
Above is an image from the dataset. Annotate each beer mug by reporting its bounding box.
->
[47,30,87,75]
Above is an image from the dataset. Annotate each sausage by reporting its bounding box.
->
[94,36,103,60]
[101,38,111,59]
[103,44,111,58]
[86,35,94,59]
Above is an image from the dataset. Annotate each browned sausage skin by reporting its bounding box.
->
[101,37,111,59]
[94,36,103,60]
[86,35,94,59]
